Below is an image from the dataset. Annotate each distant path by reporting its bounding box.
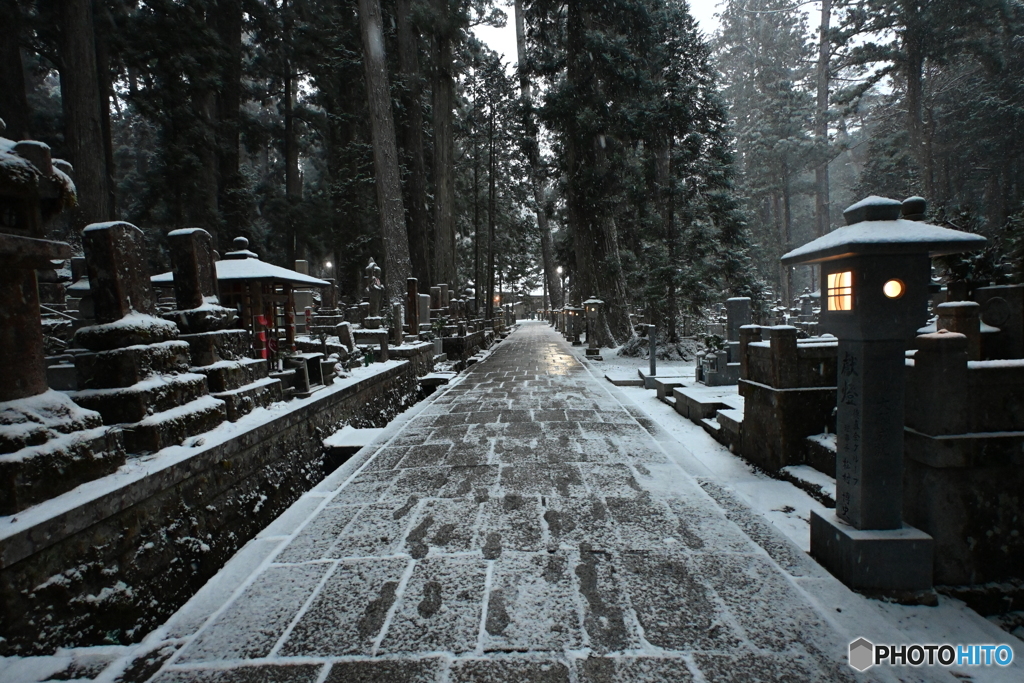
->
[146,321,883,682]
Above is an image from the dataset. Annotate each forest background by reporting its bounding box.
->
[2,0,1022,347]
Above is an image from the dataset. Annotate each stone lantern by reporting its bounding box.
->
[568,307,583,346]
[781,195,986,598]
[583,297,603,359]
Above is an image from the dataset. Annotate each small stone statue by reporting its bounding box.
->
[366,260,384,318]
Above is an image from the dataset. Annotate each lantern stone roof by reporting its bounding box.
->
[0,137,76,209]
[781,196,986,266]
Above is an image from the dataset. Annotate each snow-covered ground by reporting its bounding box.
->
[4,327,1019,679]
[571,342,1024,681]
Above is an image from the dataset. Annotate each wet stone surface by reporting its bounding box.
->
[147,323,878,681]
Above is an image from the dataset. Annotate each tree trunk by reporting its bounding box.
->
[358,0,412,301]
[904,22,927,196]
[94,2,116,219]
[215,0,244,243]
[0,0,31,140]
[486,107,496,320]
[566,3,594,308]
[814,0,831,250]
[473,131,482,312]
[514,0,560,308]
[284,61,301,263]
[396,0,431,285]
[431,0,456,288]
[59,0,113,228]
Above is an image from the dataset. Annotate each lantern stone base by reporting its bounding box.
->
[810,509,935,603]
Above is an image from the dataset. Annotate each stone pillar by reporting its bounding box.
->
[725,297,752,342]
[407,278,419,333]
[769,325,798,389]
[0,247,67,401]
[323,278,338,309]
[835,338,907,530]
[738,324,762,383]
[285,284,296,352]
[430,286,442,311]
[418,294,431,332]
[648,325,656,376]
[83,222,158,322]
[439,283,449,315]
[168,228,217,310]
[936,301,981,361]
[392,303,403,346]
[906,331,969,436]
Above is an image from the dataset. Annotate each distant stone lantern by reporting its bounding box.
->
[583,297,603,359]
[782,195,986,598]
[568,306,584,346]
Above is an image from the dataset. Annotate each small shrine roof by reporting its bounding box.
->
[152,258,329,288]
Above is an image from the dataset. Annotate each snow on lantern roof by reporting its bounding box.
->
[151,236,329,288]
[0,136,76,206]
[781,196,986,266]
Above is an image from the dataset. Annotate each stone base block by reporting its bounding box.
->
[164,305,236,333]
[810,509,934,595]
[121,395,227,453]
[74,314,179,351]
[0,426,125,514]
[178,329,250,366]
[195,358,270,393]
[71,373,210,425]
[75,341,191,390]
[213,377,283,422]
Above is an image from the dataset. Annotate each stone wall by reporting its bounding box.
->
[442,330,486,364]
[903,332,1024,585]
[737,326,838,472]
[0,361,417,655]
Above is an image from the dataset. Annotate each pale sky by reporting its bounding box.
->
[473,1,723,70]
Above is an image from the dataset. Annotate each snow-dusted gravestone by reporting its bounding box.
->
[70,222,226,452]
[782,195,986,597]
[419,293,431,331]
[406,278,419,334]
[169,228,217,310]
[85,222,159,321]
[166,228,237,338]
[392,303,403,345]
[725,297,751,342]
[336,322,356,353]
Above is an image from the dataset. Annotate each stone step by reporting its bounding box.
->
[213,377,284,422]
[122,395,227,454]
[0,426,124,515]
[74,340,192,390]
[700,417,721,437]
[605,372,644,387]
[195,358,270,393]
[179,329,250,366]
[269,368,298,399]
[71,373,210,425]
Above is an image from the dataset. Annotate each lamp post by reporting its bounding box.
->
[782,195,985,598]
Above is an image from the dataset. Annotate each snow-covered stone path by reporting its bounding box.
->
[137,322,898,682]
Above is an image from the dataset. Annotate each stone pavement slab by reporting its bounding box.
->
[141,322,927,682]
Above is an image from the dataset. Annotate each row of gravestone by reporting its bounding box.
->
[1,219,287,514]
